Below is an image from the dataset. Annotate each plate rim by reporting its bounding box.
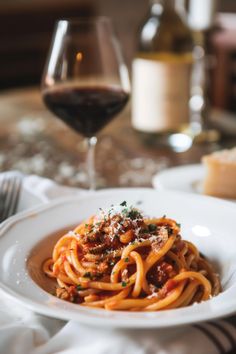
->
[1,279,236,328]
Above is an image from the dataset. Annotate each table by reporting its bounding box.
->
[0,87,235,188]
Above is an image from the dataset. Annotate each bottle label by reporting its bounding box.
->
[132,58,192,132]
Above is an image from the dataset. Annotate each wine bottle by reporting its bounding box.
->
[132,0,194,150]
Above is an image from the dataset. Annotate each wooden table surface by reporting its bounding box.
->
[0,87,234,189]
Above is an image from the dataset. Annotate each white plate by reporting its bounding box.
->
[152,164,205,195]
[0,188,236,328]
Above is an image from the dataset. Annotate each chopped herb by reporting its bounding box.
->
[122,207,129,216]
[176,223,181,228]
[162,215,166,219]
[140,228,148,234]
[76,284,84,291]
[112,271,116,275]
[120,201,127,207]
[128,209,141,220]
[122,281,127,287]
[148,224,157,232]
[124,257,129,262]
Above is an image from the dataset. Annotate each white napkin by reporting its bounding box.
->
[0,173,236,354]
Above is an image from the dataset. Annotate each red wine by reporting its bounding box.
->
[43,85,129,137]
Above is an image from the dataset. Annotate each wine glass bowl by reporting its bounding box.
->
[41,18,130,189]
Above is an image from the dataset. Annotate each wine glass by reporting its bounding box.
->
[41,18,130,190]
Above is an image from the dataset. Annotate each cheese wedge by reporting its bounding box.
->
[202,148,236,199]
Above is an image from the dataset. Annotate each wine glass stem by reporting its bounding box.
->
[86,136,97,191]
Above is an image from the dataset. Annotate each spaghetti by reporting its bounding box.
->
[43,202,221,311]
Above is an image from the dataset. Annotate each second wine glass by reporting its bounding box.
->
[42,17,130,190]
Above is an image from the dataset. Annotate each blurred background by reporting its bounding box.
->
[0,0,236,114]
[0,0,234,188]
